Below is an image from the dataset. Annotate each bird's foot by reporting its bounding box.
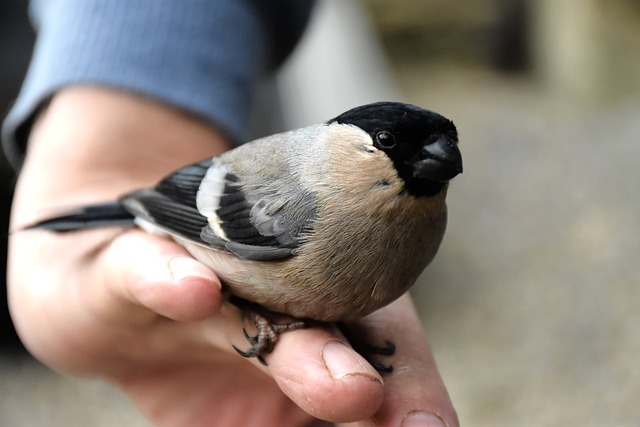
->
[337,322,396,373]
[228,297,395,373]
[229,296,307,365]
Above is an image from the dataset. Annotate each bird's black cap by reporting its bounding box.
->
[330,102,462,197]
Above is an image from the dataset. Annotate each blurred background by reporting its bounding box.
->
[1,0,639,425]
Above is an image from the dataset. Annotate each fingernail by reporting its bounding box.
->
[401,411,447,427]
[322,340,383,383]
[168,257,219,286]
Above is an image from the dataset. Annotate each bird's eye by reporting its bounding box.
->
[375,131,396,149]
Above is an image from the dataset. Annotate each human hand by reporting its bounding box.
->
[8,87,458,426]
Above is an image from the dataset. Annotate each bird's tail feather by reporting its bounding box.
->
[24,202,135,232]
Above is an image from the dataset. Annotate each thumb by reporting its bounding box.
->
[261,326,385,423]
[96,230,223,323]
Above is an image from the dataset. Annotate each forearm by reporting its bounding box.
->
[12,86,232,227]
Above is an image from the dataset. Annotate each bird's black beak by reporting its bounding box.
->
[412,136,463,183]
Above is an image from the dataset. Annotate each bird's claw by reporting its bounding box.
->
[365,340,396,356]
[229,297,396,373]
[229,296,308,365]
[337,323,396,373]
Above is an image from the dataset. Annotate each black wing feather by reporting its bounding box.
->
[121,189,211,245]
[215,173,283,248]
[120,159,215,245]
[155,160,212,211]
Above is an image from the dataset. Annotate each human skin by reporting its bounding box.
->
[8,86,458,427]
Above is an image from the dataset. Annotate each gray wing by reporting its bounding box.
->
[197,158,318,260]
[121,156,318,261]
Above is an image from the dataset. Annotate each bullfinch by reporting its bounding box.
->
[25,101,462,371]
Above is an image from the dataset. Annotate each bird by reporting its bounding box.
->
[25,101,462,371]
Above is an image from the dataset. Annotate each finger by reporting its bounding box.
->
[258,325,386,423]
[341,294,459,427]
[95,230,224,323]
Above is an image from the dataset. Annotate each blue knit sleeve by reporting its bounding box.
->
[1,0,314,167]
